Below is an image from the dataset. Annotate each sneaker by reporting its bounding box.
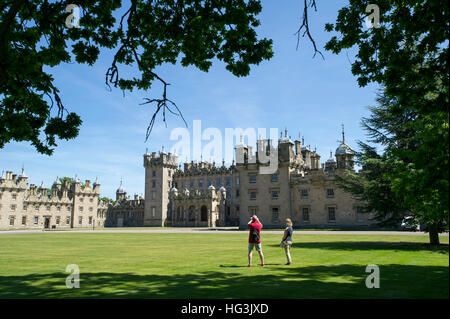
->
[261,264,265,267]
[285,262,291,266]
[247,265,252,267]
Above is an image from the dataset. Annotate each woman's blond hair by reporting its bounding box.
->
[285,218,293,227]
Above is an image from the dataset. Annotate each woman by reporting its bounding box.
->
[280,218,293,265]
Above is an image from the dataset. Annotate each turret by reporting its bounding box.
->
[335,124,354,170]
[325,151,337,171]
[93,177,100,193]
[278,128,294,162]
[116,179,126,201]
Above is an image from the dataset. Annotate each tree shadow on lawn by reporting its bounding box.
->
[0,264,447,299]
[268,241,449,253]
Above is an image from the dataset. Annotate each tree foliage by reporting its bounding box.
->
[0,0,273,154]
[323,0,449,243]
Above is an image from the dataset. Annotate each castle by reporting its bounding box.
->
[0,128,375,230]
[138,127,374,229]
[0,170,107,229]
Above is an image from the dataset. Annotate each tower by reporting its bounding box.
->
[335,124,354,170]
[116,179,126,201]
[278,128,294,162]
[143,148,178,226]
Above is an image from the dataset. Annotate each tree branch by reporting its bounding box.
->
[295,0,324,59]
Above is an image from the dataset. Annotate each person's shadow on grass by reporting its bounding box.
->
[219,264,282,268]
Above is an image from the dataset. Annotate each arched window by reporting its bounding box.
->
[201,205,208,222]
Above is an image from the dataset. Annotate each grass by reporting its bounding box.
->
[0,233,448,299]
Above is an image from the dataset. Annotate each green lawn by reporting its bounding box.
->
[0,233,448,298]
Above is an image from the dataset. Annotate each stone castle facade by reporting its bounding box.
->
[139,128,374,229]
[0,128,374,230]
[0,170,107,229]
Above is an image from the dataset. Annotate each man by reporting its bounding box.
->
[247,215,265,267]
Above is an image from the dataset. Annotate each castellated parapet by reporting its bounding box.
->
[143,150,179,168]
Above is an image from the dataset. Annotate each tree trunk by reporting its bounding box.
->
[428,222,440,245]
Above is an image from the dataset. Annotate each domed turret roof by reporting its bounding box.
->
[170,187,178,192]
[326,151,336,162]
[20,167,28,178]
[208,185,216,190]
[335,142,354,155]
[219,186,226,192]
[279,128,293,144]
[116,179,126,193]
[335,124,354,156]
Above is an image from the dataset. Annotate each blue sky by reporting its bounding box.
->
[1,0,380,199]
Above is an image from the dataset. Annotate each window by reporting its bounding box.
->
[46,206,50,212]
[250,192,257,200]
[22,204,27,211]
[12,194,17,200]
[327,189,334,198]
[56,207,60,212]
[328,207,336,222]
[236,177,240,185]
[182,182,185,189]
[200,206,208,222]
[189,180,194,188]
[168,181,171,188]
[249,175,256,183]
[80,198,84,202]
[22,216,26,225]
[89,207,93,212]
[67,206,71,212]
[79,216,83,225]
[151,192,156,200]
[301,189,308,199]
[89,198,93,203]
[198,179,203,188]
[56,216,60,225]
[216,178,221,186]
[271,208,279,223]
[152,180,156,188]
[207,179,212,187]
[151,207,156,218]
[152,170,156,177]
[10,204,16,212]
[34,216,39,225]
[66,217,70,225]
[88,217,93,224]
[356,206,364,222]
[248,207,258,216]
[79,206,83,212]
[302,207,310,222]
[9,216,15,226]
[271,174,278,182]
[271,190,279,199]
[226,177,231,186]
[236,190,240,197]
